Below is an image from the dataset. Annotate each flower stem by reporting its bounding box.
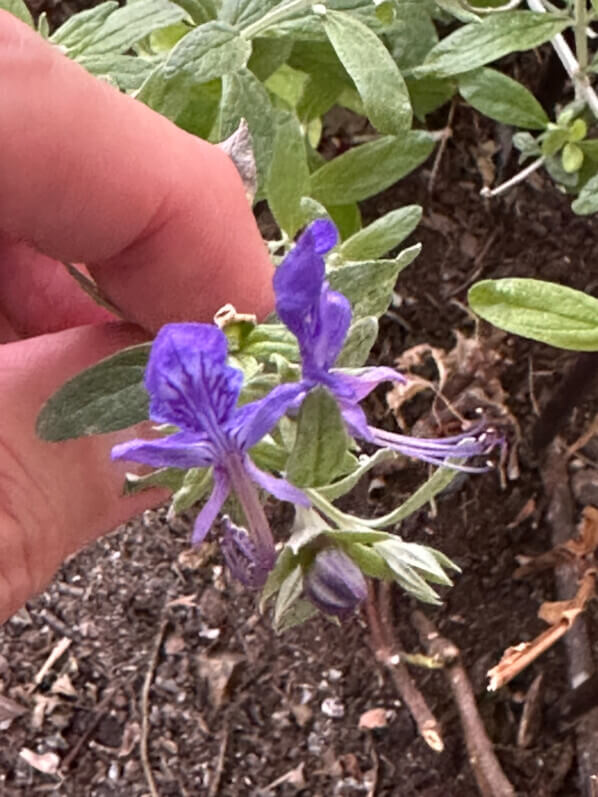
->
[227,453,275,570]
[480,156,545,198]
[575,0,589,73]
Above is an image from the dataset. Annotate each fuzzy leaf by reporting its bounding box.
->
[335,317,379,369]
[317,448,397,501]
[310,132,435,205]
[323,9,412,135]
[82,0,186,56]
[459,68,548,130]
[340,206,422,260]
[572,173,598,215]
[469,278,598,351]
[36,344,150,441]
[267,112,310,237]
[328,244,421,319]
[274,564,304,626]
[414,12,570,79]
[124,467,186,495]
[286,388,350,488]
[1,0,33,26]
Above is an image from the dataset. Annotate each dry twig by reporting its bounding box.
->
[208,719,229,797]
[412,611,514,797]
[364,582,444,752]
[140,617,169,797]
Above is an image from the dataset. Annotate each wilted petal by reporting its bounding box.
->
[304,548,367,620]
[220,516,269,588]
[191,468,231,544]
[145,323,242,435]
[274,220,338,340]
[245,458,310,507]
[232,382,306,451]
[111,432,215,469]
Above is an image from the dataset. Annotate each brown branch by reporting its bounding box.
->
[412,611,514,797]
[364,582,444,752]
[140,617,168,797]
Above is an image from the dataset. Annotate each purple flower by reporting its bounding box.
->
[274,220,500,470]
[304,548,367,619]
[112,323,307,587]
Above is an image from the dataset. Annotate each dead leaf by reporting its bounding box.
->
[50,673,77,698]
[166,593,197,609]
[359,707,388,730]
[118,721,141,757]
[264,762,306,792]
[289,703,313,727]
[19,748,60,775]
[198,652,244,708]
[507,497,536,529]
[0,694,27,722]
[218,119,257,204]
[164,633,186,655]
[488,571,596,690]
[31,695,60,730]
[177,543,219,571]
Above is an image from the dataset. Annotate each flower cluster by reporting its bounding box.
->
[113,220,499,610]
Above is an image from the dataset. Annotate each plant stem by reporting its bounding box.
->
[527,0,598,118]
[575,0,589,73]
[241,0,316,39]
[480,156,545,198]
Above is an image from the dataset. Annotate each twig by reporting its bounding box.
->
[540,440,598,796]
[364,582,444,751]
[61,683,121,771]
[140,618,169,797]
[412,611,515,797]
[526,0,598,118]
[208,719,229,797]
[480,156,545,198]
[29,637,72,692]
[428,98,456,193]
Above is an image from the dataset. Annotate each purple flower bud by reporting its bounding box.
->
[304,548,367,620]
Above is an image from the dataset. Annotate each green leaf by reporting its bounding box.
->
[248,37,293,81]
[242,323,299,361]
[328,244,422,318]
[345,542,393,580]
[274,564,304,627]
[266,112,310,237]
[406,76,456,120]
[435,0,480,23]
[217,69,276,195]
[458,68,549,130]
[136,22,251,118]
[323,9,412,135]
[286,388,350,488]
[37,11,49,37]
[572,173,598,215]
[340,206,422,260]
[260,546,297,610]
[326,203,362,241]
[249,436,289,472]
[123,467,186,495]
[171,467,213,512]
[51,3,119,55]
[468,278,598,351]
[325,528,392,544]
[275,599,318,632]
[335,316,379,368]
[562,142,584,173]
[376,539,456,586]
[36,344,150,441]
[1,0,33,26]
[374,541,441,604]
[386,2,438,72]
[542,127,569,157]
[569,118,587,143]
[219,0,278,28]
[317,448,398,501]
[310,132,435,205]
[77,53,156,91]
[83,0,187,56]
[414,12,570,79]
[359,464,459,529]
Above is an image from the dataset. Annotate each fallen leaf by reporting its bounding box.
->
[19,748,60,775]
[198,652,244,708]
[0,694,28,724]
[358,707,388,730]
[50,673,77,698]
[118,721,141,757]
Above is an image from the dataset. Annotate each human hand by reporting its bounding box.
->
[0,12,274,622]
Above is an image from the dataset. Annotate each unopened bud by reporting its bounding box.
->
[304,548,367,620]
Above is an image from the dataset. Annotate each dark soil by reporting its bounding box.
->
[4,9,598,796]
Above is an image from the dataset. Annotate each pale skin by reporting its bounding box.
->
[0,12,275,622]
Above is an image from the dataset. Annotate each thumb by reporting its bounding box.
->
[0,323,166,622]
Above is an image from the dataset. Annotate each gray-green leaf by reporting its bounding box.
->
[310,132,435,205]
[323,9,412,135]
[286,388,350,488]
[340,206,422,260]
[414,12,570,79]
[469,278,598,351]
[36,344,150,441]
[458,68,549,130]
[335,316,379,368]
[266,112,310,237]
[572,173,598,215]
[1,0,33,26]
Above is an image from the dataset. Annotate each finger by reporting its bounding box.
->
[0,322,168,622]
[0,13,274,333]
[0,238,115,339]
